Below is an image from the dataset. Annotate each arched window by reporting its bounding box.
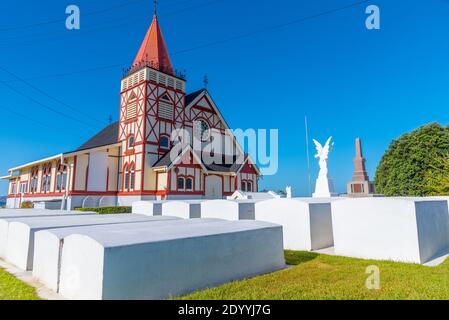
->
[177,177,185,191]
[128,135,135,149]
[56,162,67,192]
[41,163,52,193]
[241,181,247,192]
[247,181,253,192]
[159,135,170,150]
[30,167,39,193]
[124,164,130,191]
[130,164,136,190]
[186,177,193,191]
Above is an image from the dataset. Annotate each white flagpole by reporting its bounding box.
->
[305,116,312,196]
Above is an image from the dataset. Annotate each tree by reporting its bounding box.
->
[375,123,449,196]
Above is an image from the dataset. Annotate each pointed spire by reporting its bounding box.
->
[132,5,174,75]
[352,138,369,182]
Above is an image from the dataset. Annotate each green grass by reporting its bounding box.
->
[0,268,40,300]
[180,251,449,300]
[75,206,131,214]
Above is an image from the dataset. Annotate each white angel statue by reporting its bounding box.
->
[313,137,334,177]
[312,137,336,198]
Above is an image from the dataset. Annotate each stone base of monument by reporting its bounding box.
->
[255,198,335,251]
[161,200,203,219]
[131,201,164,216]
[4,214,176,271]
[57,220,285,300]
[33,217,191,292]
[201,200,257,220]
[313,175,337,198]
[332,198,449,264]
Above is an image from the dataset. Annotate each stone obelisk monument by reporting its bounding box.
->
[347,138,376,197]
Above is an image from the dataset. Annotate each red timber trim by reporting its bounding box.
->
[117,190,167,196]
[85,165,89,191]
[72,156,77,191]
[70,191,118,196]
[141,81,148,192]
[106,168,110,192]
[167,169,172,192]
[9,192,64,199]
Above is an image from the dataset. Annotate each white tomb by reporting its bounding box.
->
[131,201,164,216]
[33,217,183,292]
[332,198,449,264]
[161,200,203,219]
[255,198,335,251]
[201,200,258,220]
[4,214,178,270]
[0,211,96,259]
[58,219,285,300]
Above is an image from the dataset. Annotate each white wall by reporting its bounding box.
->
[87,151,108,192]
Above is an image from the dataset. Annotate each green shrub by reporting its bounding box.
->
[20,201,33,209]
[76,206,131,214]
[375,123,449,196]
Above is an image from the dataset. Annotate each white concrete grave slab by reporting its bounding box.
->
[5,214,179,271]
[0,211,96,259]
[332,198,449,264]
[254,198,335,251]
[132,201,164,216]
[201,200,259,220]
[58,219,285,300]
[161,200,204,219]
[33,216,183,292]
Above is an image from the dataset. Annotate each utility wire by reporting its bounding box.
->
[0,0,148,32]
[0,66,108,126]
[0,80,100,128]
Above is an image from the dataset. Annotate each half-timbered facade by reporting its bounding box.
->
[2,13,260,209]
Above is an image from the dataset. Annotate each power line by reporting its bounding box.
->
[173,0,371,55]
[0,0,226,45]
[0,0,148,32]
[0,80,101,128]
[0,66,108,126]
[1,104,63,130]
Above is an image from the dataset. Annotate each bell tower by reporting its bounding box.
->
[118,8,186,197]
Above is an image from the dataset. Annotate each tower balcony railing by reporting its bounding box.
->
[122,60,186,81]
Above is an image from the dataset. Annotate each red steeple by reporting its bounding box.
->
[133,14,174,75]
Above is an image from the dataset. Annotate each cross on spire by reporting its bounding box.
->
[203,74,209,89]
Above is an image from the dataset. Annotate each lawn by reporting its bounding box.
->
[0,268,40,300]
[180,251,449,300]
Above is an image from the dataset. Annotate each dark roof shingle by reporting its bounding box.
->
[75,122,119,152]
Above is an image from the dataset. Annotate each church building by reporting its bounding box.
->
[3,11,260,209]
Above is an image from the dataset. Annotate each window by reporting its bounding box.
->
[194,120,210,142]
[159,136,170,149]
[124,165,130,191]
[10,182,16,195]
[186,178,193,191]
[41,163,52,193]
[241,181,247,192]
[20,183,28,194]
[123,163,136,191]
[158,102,174,120]
[128,135,135,149]
[30,167,39,193]
[56,162,67,192]
[126,94,137,119]
[130,164,136,190]
[177,177,185,191]
[247,182,253,192]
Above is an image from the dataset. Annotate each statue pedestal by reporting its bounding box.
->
[313,174,337,198]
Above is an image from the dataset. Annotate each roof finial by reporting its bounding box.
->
[154,0,157,16]
[203,74,209,89]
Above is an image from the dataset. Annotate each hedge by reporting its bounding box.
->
[76,206,132,214]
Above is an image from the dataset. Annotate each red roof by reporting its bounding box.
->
[133,15,174,75]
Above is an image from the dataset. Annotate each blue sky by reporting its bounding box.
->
[1,0,448,196]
